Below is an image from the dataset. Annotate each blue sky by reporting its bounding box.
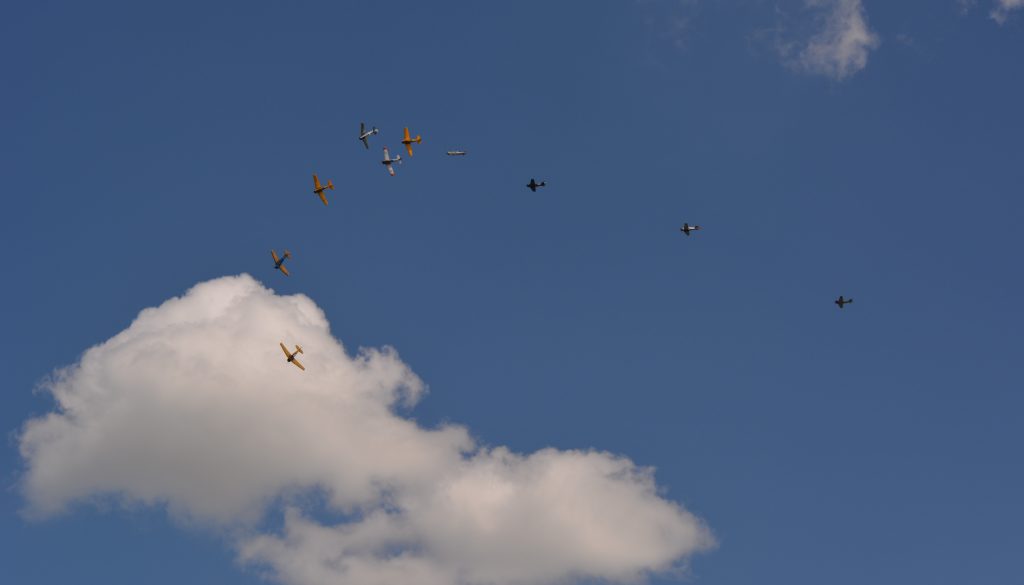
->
[3,1,1023,584]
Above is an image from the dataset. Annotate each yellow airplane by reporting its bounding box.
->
[312,174,334,205]
[401,127,422,157]
[271,249,291,276]
[280,342,305,371]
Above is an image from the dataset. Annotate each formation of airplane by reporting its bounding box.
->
[382,147,402,176]
[680,223,701,236]
[280,342,305,371]
[359,122,379,149]
[278,120,858,370]
[312,174,333,205]
[402,127,422,157]
[271,249,291,276]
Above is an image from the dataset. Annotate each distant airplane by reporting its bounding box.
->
[359,122,379,149]
[446,150,467,156]
[835,295,853,309]
[280,342,305,371]
[312,174,333,205]
[680,223,701,236]
[402,127,422,157]
[526,178,547,192]
[382,146,402,176]
[271,249,291,276]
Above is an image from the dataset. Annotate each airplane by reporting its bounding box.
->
[280,342,305,371]
[271,249,291,276]
[446,150,467,156]
[526,178,547,192]
[835,295,853,309]
[359,122,379,149]
[401,127,422,157]
[680,223,701,236]
[312,174,334,205]
[382,147,402,176]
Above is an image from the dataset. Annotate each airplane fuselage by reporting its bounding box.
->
[360,129,378,140]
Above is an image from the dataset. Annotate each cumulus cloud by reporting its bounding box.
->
[779,0,881,80]
[19,275,712,585]
[992,0,1024,22]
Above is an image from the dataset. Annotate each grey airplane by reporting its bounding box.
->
[359,122,379,149]
[835,295,853,309]
[680,222,701,236]
[382,146,402,176]
[446,150,467,156]
[526,178,547,192]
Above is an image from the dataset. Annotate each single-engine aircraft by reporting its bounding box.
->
[280,342,305,371]
[835,295,853,309]
[402,127,422,157]
[680,223,701,236]
[312,174,334,205]
[526,178,547,192]
[382,147,402,176]
[359,122,379,149]
[446,150,467,156]
[271,249,292,276]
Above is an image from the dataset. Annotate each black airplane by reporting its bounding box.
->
[835,295,853,309]
[680,222,701,236]
[526,178,547,192]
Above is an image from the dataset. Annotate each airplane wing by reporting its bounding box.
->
[318,191,328,205]
[405,142,414,157]
[404,127,411,142]
[387,163,396,177]
[360,122,365,135]
[271,250,280,263]
[279,265,290,276]
[383,147,391,162]
[280,342,291,358]
[291,358,305,371]
[313,174,322,190]
[361,136,369,149]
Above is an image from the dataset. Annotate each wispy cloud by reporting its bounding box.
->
[19,275,713,585]
[992,0,1024,23]
[777,0,881,80]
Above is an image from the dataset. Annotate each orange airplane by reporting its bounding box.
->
[401,127,422,157]
[271,249,291,276]
[312,174,333,205]
[280,342,305,371]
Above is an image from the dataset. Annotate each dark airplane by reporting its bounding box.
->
[527,178,547,192]
[835,295,853,309]
[680,223,701,236]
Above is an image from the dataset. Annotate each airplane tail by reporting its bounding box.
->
[283,250,291,258]
[295,345,304,354]
[414,136,422,144]
[327,180,334,190]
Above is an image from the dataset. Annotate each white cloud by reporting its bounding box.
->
[992,0,1024,22]
[781,0,881,80]
[19,275,713,585]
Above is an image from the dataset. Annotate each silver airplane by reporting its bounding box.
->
[359,122,379,149]
[382,146,402,176]
[680,223,701,236]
